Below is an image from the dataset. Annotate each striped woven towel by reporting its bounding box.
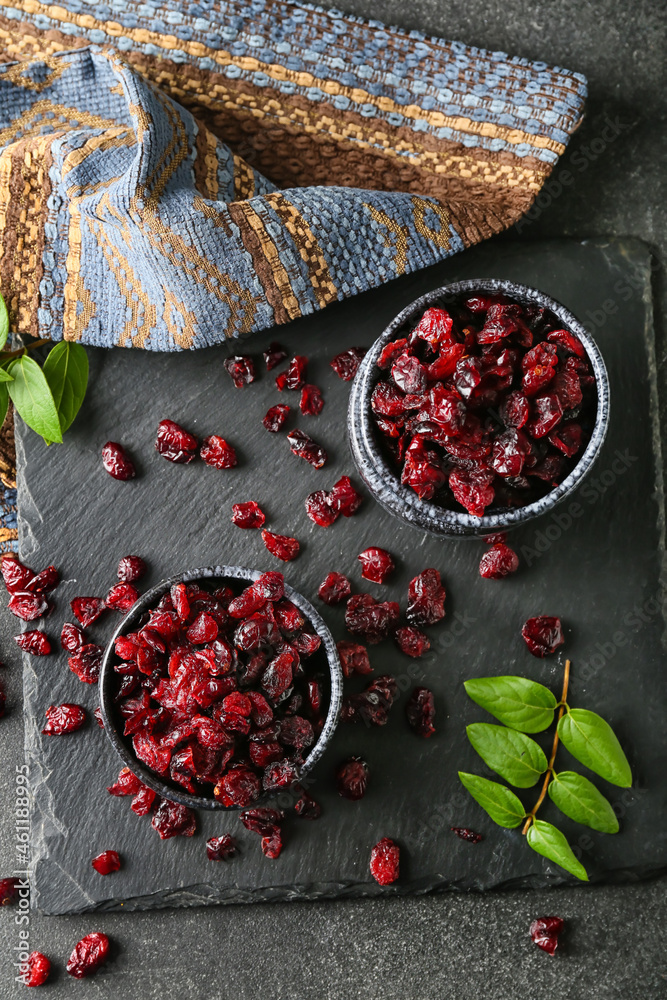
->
[0,0,586,548]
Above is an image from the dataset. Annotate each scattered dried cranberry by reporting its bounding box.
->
[262,530,300,562]
[200,435,237,469]
[68,643,102,683]
[264,342,288,370]
[224,355,255,387]
[24,950,51,987]
[330,476,363,516]
[522,616,564,657]
[42,703,86,735]
[530,916,565,955]
[261,830,283,859]
[280,355,308,390]
[155,419,198,463]
[345,594,400,644]
[287,429,327,468]
[106,767,142,797]
[406,687,436,736]
[370,837,400,885]
[342,675,397,725]
[206,835,237,860]
[300,384,324,416]
[451,827,483,844]
[406,569,445,626]
[106,583,139,612]
[263,404,290,432]
[336,641,372,677]
[8,592,48,621]
[91,850,121,875]
[318,572,351,606]
[117,555,146,582]
[231,501,266,529]
[14,630,51,655]
[152,799,197,839]
[358,547,395,584]
[101,441,136,481]
[27,565,59,594]
[330,347,366,380]
[0,878,18,905]
[395,626,430,658]
[1,556,34,592]
[70,596,106,628]
[479,543,519,580]
[336,757,369,800]
[66,932,110,979]
[294,789,321,819]
[305,490,338,527]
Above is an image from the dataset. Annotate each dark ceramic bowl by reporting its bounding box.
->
[348,279,610,538]
[99,565,343,810]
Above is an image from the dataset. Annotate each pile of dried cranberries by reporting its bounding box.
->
[109,572,329,806]
[371,294,597,516]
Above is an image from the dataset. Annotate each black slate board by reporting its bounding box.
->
[19,238,667,915]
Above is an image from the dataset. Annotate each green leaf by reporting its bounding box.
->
[466,723,548,788]
[0,292,8,351]
[42,341,88,434]
[558,708,632,787]
[0,383,8,428]
[458,772,526,828]
[548,771,619,833]
[464,676,557,733]
[0,368,12,382]
[526,818,589,881]
[7,356,62,444]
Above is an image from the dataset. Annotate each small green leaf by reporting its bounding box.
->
[466,723,548,788]
[0,368,13,382]
[526,818,589,881]
[0,383,8,428]
[458,772,526,828]
[7,356,62,444]
[548,771,619,833]
[42,341,89,434]
[0,292,8,351]
[558,709,632,787]
[464,676,557,733]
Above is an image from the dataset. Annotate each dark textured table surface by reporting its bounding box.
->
[1,1,666,996]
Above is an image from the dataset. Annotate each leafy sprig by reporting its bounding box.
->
[0,293,88,443]
[459,660,631,881]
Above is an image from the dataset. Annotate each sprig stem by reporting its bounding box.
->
[522,659,571,834]
[0,339,50,361]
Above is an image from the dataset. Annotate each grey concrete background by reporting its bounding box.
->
[0,0,665,996]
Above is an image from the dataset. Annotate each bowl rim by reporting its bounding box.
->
[348,278,611,536]
[99,565,343,811]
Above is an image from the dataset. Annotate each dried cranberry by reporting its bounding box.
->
[71,596,106,628]
[548,421,582,457]
[215,766,261,807]
[262,530,300,562]
[406,687,436,736]
[14,630,51,655]
[479,543,519,579]
[547,328,586,358]
[449,466,495,517]
[24,951,51,987]
[263,404,290,432]
[300,384,324,415]
[206,834,237,860]
[342,675,397,726]
[318,572,351,606]
[336,640,372,677]
[392,354,427,395]
[26,565,59,594]
[527,393,563,439]
[1,556,34,592]
[264,342,288,370]
[254,571,285,602]
[8,592,48,621]
[106,583,139,612]
[305,490,338,527]
[91,850,121,875]
[329,476,363,516]
[155,419,198,463]
[117,555,146,582]
[261,830,283,859]
[411,307,454,349]
[378,338,408,370]
[522,616,564,657]
[336,757,369,800]
[240,807,284,836]
[530,916,565,955]
[407,569,445,626]
[224,355,255,387]
[358,547,395,584]
[345,594,400,644]
[262,760,299,791]
[231,501,265,529]
[200,435,237,469]
[501,391,530,428]
[395,626,430,658]
[107,767,142,797]
[370,837,399,885]
[152,799,197,838]
[330,347,366,380]
[101,441,136,480]
[287,429,327,468]
[94,706,104,728]
[451,827,483,843]
[66,933,110,978]
[187,612,219,644]
[401,443,446,500]
[292,789,320,819]
[42,703,86,734]
[0,878,19,905]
